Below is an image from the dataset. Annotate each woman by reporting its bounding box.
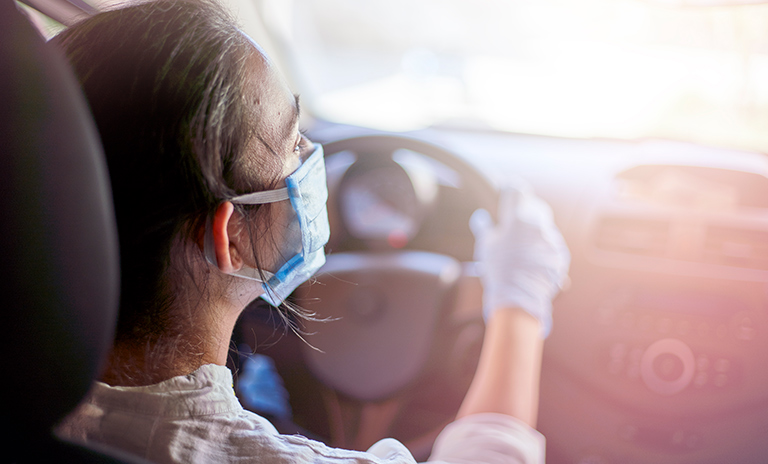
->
[53,1,569,463]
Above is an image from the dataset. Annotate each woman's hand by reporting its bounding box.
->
[470,183,570,337]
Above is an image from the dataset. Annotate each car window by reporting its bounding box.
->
[242,0,768,154]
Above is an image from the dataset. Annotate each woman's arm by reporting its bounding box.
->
[426,185,567,463]
[457,306,543,427]
[457,183,569,427]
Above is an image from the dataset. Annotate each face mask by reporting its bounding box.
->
[204,144,330,305]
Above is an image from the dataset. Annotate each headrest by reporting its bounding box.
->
[0,1,119,445]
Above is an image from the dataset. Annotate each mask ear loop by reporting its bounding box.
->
[203,214,220,267]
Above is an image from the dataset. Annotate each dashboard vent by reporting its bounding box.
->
[594,217,670,257]
[702,227,768,270]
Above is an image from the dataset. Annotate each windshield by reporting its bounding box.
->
[254,0,768,153]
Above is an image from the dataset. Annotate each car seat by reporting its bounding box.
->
[0,3,145,462]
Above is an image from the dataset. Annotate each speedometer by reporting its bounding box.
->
[340,166,421,248]
[336,147,443,250]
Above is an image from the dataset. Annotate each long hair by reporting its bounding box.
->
[53,0,284,382]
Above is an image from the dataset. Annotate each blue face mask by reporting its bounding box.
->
[204,144,330,305]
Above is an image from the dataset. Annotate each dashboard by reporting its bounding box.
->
[298,122,768,464]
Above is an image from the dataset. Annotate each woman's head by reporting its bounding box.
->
[54,0,309,379]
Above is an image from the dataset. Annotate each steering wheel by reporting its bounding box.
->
[321,134,499,230]
[238,135,499,459]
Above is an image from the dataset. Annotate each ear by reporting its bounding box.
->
[211,201,244,274]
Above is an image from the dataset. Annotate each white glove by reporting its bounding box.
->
[470,183,570,337]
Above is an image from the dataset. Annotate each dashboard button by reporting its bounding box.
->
[640,338,695,395]
[732,313,756,341]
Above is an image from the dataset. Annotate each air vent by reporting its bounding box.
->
[594,217,670,257]
[702,227,768,270]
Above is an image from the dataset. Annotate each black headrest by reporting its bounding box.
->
[0,1,119,453]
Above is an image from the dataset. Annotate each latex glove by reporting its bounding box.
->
[470,183,570,337]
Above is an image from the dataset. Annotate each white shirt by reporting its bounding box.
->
[57,364,544,464]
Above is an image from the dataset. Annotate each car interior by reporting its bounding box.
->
[7,0,768,463]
